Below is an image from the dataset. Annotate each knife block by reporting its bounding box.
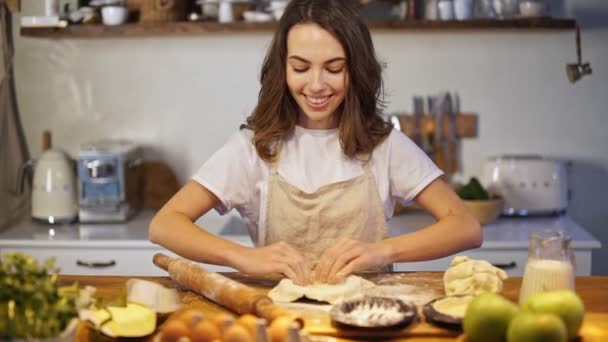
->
[392,112,478,214]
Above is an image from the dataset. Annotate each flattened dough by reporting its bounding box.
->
[268,275,375,304]
[443,256,508,296]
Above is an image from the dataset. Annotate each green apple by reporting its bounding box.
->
[463,293,519,342]
[523,290,585,340]
[507,312,567,342]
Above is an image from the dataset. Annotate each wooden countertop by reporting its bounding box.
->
[63,273,608,341]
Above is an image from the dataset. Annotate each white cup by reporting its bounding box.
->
[101,6,128,26]
[44,0,59,16]
[438,0,455,20]
[218,1,234,23]
[424,0,438,20]
[454,0,473,20]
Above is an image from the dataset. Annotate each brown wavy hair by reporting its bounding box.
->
[242,0,392,162]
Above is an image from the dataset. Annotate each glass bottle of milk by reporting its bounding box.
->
[519,229,575,305]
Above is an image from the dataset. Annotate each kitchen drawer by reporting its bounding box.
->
[1,247,239,276]
[394,249,593,276]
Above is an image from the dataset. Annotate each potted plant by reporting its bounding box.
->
[456,177,504,225]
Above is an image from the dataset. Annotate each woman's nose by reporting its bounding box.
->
[308,70,325,92]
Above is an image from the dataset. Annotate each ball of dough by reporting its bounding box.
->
[443,256,508,296]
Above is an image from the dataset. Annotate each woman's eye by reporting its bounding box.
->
[327,67,344,74]
[292,67,308,73]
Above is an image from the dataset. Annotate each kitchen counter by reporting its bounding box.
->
[0,210,602,276]
[66,273,608,341]
[1,209,601,249]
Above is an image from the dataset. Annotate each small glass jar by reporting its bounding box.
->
[519,0,545,17]
[493,0,520,18]
[438,0,455,20]
[424,0,439,20]
[519,229,576,305]
[474,0,496,18]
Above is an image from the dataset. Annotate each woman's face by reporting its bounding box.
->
[286,23,349,129]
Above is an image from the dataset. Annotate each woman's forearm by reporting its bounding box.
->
[149,211,246,268]
[382,212,482,263]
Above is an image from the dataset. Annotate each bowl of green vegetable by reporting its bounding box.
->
[456,177,504,225]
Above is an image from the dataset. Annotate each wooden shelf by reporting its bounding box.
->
[20,17,576,38]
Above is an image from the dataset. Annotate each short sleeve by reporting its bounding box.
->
[192,130,258,214]
[388,130,443,204]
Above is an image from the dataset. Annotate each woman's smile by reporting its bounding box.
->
[304,94,334,110]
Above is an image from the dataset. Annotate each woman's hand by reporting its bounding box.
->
[232,242,312,285]
[313,239,393,284]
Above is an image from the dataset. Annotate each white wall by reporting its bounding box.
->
[12,1,608,273]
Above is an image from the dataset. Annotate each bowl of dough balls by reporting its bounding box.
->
[456,177,504,225]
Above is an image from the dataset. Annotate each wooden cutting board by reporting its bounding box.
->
[300,310,608,341]
[69,273,608,341]
[74,309,608,341]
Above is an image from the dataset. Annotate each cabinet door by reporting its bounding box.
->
[1,247,239,276]
[394,249,593,276]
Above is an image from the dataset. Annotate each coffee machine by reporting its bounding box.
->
[77,140,143,223]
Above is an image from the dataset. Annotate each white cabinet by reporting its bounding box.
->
[0,211,253,276]
[395,249,594,276]
[388,213,600,276]
[0,246,241,276]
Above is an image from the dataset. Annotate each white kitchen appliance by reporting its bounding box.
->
[77,140,143,223]
[31,149,78,223]
[18,132,79,224]
[480,155,569,216]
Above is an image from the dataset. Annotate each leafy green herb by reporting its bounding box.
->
[0,252,79,338]
[457,177,491,200]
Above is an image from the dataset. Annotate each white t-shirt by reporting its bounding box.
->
[193,126,443,244]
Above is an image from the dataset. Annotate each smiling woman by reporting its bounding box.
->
[285,23,348,129]
[149,0,482,288]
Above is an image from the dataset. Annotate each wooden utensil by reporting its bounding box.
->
[152,253,300,325]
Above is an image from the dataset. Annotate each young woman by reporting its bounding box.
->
[149,0,482,286]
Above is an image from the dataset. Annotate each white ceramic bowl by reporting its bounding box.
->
[101,6,128,26]
[519,1,543,17]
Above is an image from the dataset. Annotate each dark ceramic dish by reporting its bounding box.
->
[423,295,473,331]
[330,296,417,330]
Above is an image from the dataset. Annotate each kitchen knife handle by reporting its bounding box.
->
[492,261,517,270]
[76,260,117,268]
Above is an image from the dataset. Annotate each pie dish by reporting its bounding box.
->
[329,296,417,329]
[423,295,474,330]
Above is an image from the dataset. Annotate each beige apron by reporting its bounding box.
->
[264,147,390,270]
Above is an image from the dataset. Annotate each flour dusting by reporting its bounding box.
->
[363,285,437,307]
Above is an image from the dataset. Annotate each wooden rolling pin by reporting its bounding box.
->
[153,253,301,326]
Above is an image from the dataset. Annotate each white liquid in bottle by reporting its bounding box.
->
[519,259,575,305]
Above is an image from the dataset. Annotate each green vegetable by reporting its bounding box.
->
[0,252,79,338]
[457,177,491,200]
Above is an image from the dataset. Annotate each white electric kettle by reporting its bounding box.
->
[19,131,78,223]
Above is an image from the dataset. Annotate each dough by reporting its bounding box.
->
[268,275,375,304]
[443,256,508,296]
[431,295,474,318]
